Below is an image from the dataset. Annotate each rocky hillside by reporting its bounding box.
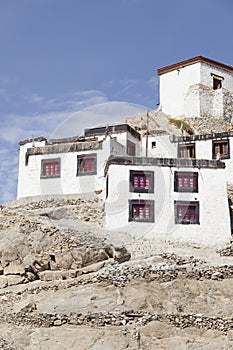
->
[123,109,233,136]
[1,195,233,349]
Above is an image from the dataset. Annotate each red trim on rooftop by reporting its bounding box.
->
[157,56,233,75]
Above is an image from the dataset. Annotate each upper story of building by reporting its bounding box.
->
[158,56,233,120]
[17,123,141,199]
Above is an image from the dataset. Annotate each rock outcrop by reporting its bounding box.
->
[1,195,233,349]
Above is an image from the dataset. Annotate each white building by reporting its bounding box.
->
[158,56,233,120]
[105,157,230,245]
[17,124,140,199]
[17,56,233,245]
[170,131,233,185]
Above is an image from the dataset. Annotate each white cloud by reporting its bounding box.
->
[0,88,109,203]
[147,76,159,90]
[29,93,44,104]
[26,89,108,112]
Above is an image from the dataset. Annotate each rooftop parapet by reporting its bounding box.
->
[104,155,225,176]
[84,123,141,140]
[170,131,233,143]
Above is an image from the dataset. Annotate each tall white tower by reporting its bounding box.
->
[158,56,233,120]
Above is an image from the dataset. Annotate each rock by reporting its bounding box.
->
[39,269,77,281]
[70,249,83,268]
[7,275,25,286]
[0,276,8,288]
[97,248,110,261]
[113,246,131,263]
[54,319,62,326]
[211,271,224,280]
[79,260,106,274]
[4,261,25,276]
[23,255,50,273]
[50,252,74,270]
[1,249,19,267]
[25,271,38,282]
[20,302,37,313]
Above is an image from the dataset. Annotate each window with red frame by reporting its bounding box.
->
[130,170,154,193]
[178,144,195,158]
[174,171,198,192]
[129,200,154,222]
[212,140,229,160]
[41,159,60,178]
[77,153,97,176]
[174,201,199,224]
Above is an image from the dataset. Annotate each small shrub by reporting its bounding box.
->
[169,118,194,135]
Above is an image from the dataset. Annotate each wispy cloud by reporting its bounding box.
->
[27,89,108,112]
[103,77,158,108]
[0,88,109,203]
[147,75,159,90]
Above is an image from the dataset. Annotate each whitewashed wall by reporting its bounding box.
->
[105,163,231,245]
[159,63,201,118]
[159,61,233,119]
[141,135,177,158]
[17,136,126,199]
[181,137,233,185]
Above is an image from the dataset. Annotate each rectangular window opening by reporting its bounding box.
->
[77,153,97,176]
[151,141,156,149]
[130,170,154,193]
[178,143,195,159]
[211,73,223,90]
[174,171,198,192]
[174,201,199,225]
[212,139,229,160]
[127,140,136,156]
[41,158,61,178]
[129,200,154,223]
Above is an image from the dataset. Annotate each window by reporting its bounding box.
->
[41,158,60,178]
[174,171,198,192]
[212,140,229,160]
[77,153,97,176]
[130,170,154,193]
[174,201,199,225]
[178,143,195,158]
[151,141,156,149]
[127,140,136,156]
[211,73,223,90]
[129,200,154,223]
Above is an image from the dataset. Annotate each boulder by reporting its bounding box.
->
[23,255,50,274]
[113,246,131,263]
[79,260,106,274]
[1,249,19,267]
[39,269,77,282]
[7,275,25,286]
[50,252,74,270]
[0,276,8,288]
[4,261,25,276]
[71,249,83,266]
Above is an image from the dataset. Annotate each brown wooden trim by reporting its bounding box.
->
[157,56,233,75]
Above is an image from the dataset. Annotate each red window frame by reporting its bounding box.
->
[77,153,97,176]
[41,158,60,178]
[129,200,154,223]
[130,170,154,193]
[212,140,229,160]
[174,201,199,224]
[178,144,195,159]
[174,171,198,192]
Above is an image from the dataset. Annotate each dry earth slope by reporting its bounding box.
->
[1,195,233,349]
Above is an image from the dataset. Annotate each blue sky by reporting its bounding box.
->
[1,0,233,203]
